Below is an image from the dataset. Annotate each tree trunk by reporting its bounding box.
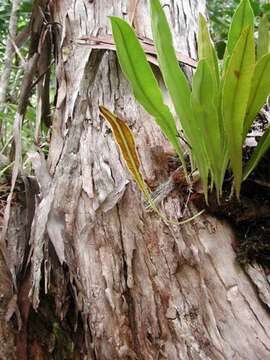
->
[3,0,270,359]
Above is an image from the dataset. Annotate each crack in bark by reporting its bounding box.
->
[116,204,140,358]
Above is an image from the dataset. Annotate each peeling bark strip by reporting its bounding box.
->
[27,0,270,358]
[1,0,53,287]
[77,34,197,68]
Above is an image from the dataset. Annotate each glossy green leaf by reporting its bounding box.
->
[110,16,186,170]
[243,127,270,180]
[198,13,224,175]
[223,0,254,70]
[149,0,193,144]
[198,14,220,92]
[191,59,223,196]
[110,0,270,203]
[244,53,270,138]
[257,14,269,60]
[222,26,255,197]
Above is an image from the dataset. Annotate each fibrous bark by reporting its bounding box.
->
[0,0,21,112]
[10,0,270,358]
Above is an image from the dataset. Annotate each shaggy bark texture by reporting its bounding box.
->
[2,0,270,359]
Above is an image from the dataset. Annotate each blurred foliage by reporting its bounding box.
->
[0,0,50,174]
[0,0,32,60]
[207,0,270,58]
